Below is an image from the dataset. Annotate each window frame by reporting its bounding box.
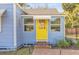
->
[23,16,34,32]
[50,16,61,32]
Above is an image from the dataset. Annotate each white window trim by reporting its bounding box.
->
[64,17,65,40]
[50,17,61,32]
[23,17,34,32]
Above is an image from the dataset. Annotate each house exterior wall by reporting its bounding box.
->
[16,6,24,47]
[0,4,65,50]
[48,16,65,44]
[0,4,14,49]
[22,17,36,44]
[20,16,65,45]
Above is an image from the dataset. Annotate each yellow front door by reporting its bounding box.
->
[36,19,48,41]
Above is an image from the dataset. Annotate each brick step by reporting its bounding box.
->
[34,42,51,48]
[36,42,49,44]
[34,45,51,48]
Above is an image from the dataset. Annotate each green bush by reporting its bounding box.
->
[75,40,79,48]
[65,22,72,28]
[66,38,74,45]
[57,40,71,48]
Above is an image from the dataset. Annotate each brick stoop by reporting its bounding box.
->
[34,42,51,48]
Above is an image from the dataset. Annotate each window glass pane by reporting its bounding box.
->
[24,17,33,24]
[51,17,60,24]
[51,17,60,31]
[51,25,60,31]
[24,25,33,31]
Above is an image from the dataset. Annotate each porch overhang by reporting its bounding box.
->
[33,15,51,19]
[21,15,65,20]
[23,8,59,15]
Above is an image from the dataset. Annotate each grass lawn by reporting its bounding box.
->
[0,47,34,55]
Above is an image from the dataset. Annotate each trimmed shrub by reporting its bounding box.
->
[66,38,74,45]
[75,40,79,48]
[56,40,71,48]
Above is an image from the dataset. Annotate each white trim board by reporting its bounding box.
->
[21,15,65,19]
[33,16,51,19]
[0,17,1,32]
[64,17,65,40]
[21,15,66,17]
[13,4,17,48]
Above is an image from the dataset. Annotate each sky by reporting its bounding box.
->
[27,3,64,13]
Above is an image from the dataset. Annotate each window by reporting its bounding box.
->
[51,17,60,31]
[24,16,34,31]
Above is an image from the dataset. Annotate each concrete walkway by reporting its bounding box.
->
[61,49,79,55]
[32,48,60,55]
[32,48,79,55]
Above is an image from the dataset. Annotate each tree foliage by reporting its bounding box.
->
[62,3,76,12]
[62,3,79,28]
